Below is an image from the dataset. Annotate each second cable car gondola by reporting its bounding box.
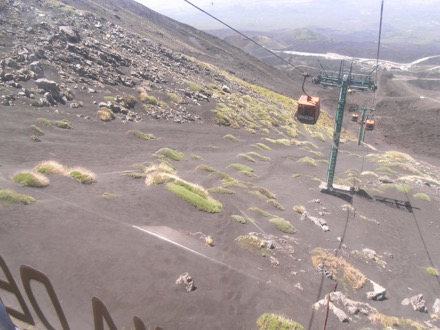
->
[295,95,320,125]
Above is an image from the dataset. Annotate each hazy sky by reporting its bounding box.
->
[134,0,440,32]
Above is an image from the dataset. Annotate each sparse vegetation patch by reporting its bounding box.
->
[231,215,254,224]
[0,189,36,205]
[235,235,271,256]
[36,118,53,127]
[223,134,239,142]
[426,267,439,276]
[269,217,295,234]
[257,313,304,330]
[166,181,222,213]
[311,248,366,290]
[53,119,73,129]
[155,148,184,161]
[34,160,67,174]
[127,130,156,140]
[12,171,49,188]
[31,125,44,136]
[68,167,96,184]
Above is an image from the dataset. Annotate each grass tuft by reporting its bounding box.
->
[251,143,272,151]
[30,125,44,136]
[12,171,49,188]
[53,119,73,129]
[257,313,304,330]
[269,217,296,233]
[127,130,156,140]
[34,160,67,174]
[155,148,184,161]
[231,215,254,224]
[0,188,36,205]
[237,153,256,163]
[413,193,431,201]
[297,156,317,166]
[166,181,222,213]
[293,205,306,214]
[223,134,239,142]
[248,207,273,217]
[426,267,439,276]
[208,187,235,194]
[97,107,115,121]
[227,163,254,173]
[36,118,53,127]
[68,167,96,184]
[311,248,366,289]
[369,312,427,330]
[236,235,271,256]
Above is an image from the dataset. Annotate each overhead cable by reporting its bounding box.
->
[183,0,308,75]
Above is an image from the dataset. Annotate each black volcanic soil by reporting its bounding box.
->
[1,1,440,330]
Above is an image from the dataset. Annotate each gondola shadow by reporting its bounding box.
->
[373,196,419,213]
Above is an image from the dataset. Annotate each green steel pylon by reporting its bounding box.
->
[313,61,376,189]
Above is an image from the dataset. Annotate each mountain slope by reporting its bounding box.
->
[0,1,440,330]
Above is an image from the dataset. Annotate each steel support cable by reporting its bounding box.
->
[183,0,309,76]
[372,0,385,108]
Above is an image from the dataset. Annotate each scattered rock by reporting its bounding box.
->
[432,298,440,315]
[401,294,428,313]
[176,272,196,292]
[366,280,386,301]
[314,291,378,324]
[301,212,329,231]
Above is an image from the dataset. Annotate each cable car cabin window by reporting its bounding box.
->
[296,95,320,125]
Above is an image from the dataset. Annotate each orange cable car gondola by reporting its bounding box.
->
[365,118,375,130]
[295,95,320,125]
[351,113,359,122]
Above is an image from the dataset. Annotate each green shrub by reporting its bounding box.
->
[30,125,44,136]
[247,152,270,161]
[68,167,96,184]
[269,217,295,233]
[248,207,272,217]
[231,215,254,224]
[413,193,431,201]
[208,187,235,194]
[257,313,304,330]
[34,160,67,174]
[127,130,156,140]
[53,119,72,129]
[143,95,158,105]
[227,163,254,173]
[155,148,184,161]
[31,135,41,142]
[235,235,270,256]
[97,107,115,121]
[238,153,256,163]
[223,134,239,142]
[166,92,182,103]
[293,205,306,214]
[12,171,49,188]
[166,182,222,213]
[121,171,146,179]
[297,156,317,166]
[186,80,203,92]
[36,118,52,127]
[251,143,271,151]
[426,267,438,276]
[0,188,36,205]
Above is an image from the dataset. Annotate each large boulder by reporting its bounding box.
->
[59,26,81,43]
[401,294,428,313]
